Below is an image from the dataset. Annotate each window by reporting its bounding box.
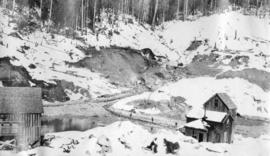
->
[214,99,218,108]
[0,114,9,121]
[226,119,230,128]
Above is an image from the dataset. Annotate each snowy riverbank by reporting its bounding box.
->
[2,121,270,156]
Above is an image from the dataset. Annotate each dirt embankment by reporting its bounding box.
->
[0,46,174,102]
[0,57,69,102]
[68,47,172,90]
[217,68,270,91]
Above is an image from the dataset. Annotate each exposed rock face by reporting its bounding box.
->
[68,47,170,90]
[216,68,270,91]
[163,138,180,154]
[186,40,203,51]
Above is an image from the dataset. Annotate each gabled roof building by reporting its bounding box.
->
[0,87,43,150]
[184,93,237,143]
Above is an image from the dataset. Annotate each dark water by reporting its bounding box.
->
[41,117,105,134]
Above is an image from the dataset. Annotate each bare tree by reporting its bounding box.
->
[40,0,43,11]
[152,0,159,26]
[75,15,78,31]
[139,0,145,23]
[93,0,97,33]
[12,0,15,15]
[184,0,189,20]
[49,0,53,21]
[176,0,180,19]
[131,0,134,16]
[256,0,259,15]
[81,0,84,35]
[3,0,7,8]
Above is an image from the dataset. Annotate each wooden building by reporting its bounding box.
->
[0,87,43,150]
[203,93,237,118]
[184,93,237,143]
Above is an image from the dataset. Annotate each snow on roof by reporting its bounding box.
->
[186,108,204,119]
[186,109,227,123]
[184,119,210,131]
[205,110,227,123]
[0,87,43,113]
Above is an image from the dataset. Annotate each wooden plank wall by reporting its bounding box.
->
[0,113,42,149]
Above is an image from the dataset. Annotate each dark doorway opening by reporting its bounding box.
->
[198,133,204,142]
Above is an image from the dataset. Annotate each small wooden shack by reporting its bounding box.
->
[184,93,237,143]
[0,87,43,150]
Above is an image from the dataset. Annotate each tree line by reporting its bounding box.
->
[1,0,270,33]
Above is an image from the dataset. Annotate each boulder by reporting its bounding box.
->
[97,135,112,153]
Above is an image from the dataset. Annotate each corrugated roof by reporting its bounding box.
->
[216,93,237,109]
[0,87,43,113]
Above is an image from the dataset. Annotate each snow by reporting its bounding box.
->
[1,121,269,156]
[113,77,270,118]
[113,92,170,114]
[205,111,228,123]
[1,6,270,101]
[186,108,205,118]
[184,119,210,130]
[160,77,270,118]
[0,8,124,99]
[157,11,270,68]
[77,9,270,71]
[187,109,227,123]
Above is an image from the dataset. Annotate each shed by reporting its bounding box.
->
[0,87,43,150]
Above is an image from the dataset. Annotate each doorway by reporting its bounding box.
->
[198,133,204,142]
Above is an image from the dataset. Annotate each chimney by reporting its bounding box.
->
[203,106,207,121]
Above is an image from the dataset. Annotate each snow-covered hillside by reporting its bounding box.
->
[0,6,269,101]
[2,121,270,156]
[158,11,270,67]
[113,77,270,119]
[0,8,125,100]
[81,9,270,71]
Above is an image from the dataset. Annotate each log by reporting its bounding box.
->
[0,139,16,150]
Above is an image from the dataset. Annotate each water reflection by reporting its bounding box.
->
[41,117,105,134]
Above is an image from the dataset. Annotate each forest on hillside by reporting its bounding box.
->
[1,0,270,34]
